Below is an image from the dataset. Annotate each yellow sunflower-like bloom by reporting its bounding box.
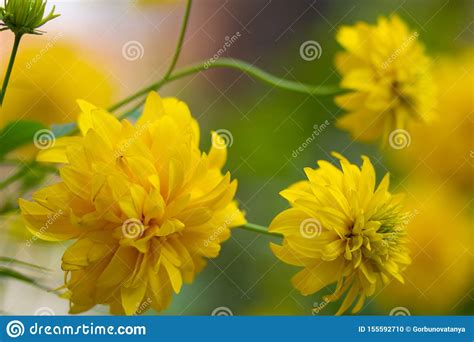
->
[19,92,246,315]
[334,15,436,144]
[376,180,472,314]
[269,153,411,315]
[388,50,473,190]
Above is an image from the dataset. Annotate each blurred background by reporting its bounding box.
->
[0,0,472,316]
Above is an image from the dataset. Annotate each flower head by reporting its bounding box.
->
[388,50,473,190]
[334,15,436,144]
[19,92,246,314]
[376,181,472,314]
[0,43,115,158]
[0,0,59,35]
[269,153,410,315]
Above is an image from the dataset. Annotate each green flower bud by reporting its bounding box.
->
[0,0,59,35]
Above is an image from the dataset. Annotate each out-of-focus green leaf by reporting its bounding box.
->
[0,120,45,158]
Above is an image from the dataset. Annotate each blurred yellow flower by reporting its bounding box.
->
[19,92,246,314]
[375,181,472,314]
[334,15,436,144]
[387,50,473,190]
[269,153,411,315]
[0,42,114,129]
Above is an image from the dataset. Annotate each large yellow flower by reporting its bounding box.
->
[269,153,411,315]
[387,50,473,190]
[19,92,246,315]
[334,15,436,144]
[376,180,472,314]
[0,42,114,159]
[0,42,114,128]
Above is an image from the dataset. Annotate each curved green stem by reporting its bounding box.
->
[163,0,192,80]
[109,58,342,114]
[238,222,282,239]
[109,0,193,113]
[0,33,22,106]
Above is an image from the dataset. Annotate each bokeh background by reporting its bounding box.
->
[0,0,472,316]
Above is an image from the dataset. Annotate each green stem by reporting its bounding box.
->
[109,0,193,113]
[238,222,282,238]
[0,33,22,106]
[109,58,342,114]
[163,0,192,80]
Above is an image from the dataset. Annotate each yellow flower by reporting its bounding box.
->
[375,180,472,314]
[19,92,246,315]
[387,50,473,190]
[0,42,114,132]
[334,15,436,144]
[269,153,411,315]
